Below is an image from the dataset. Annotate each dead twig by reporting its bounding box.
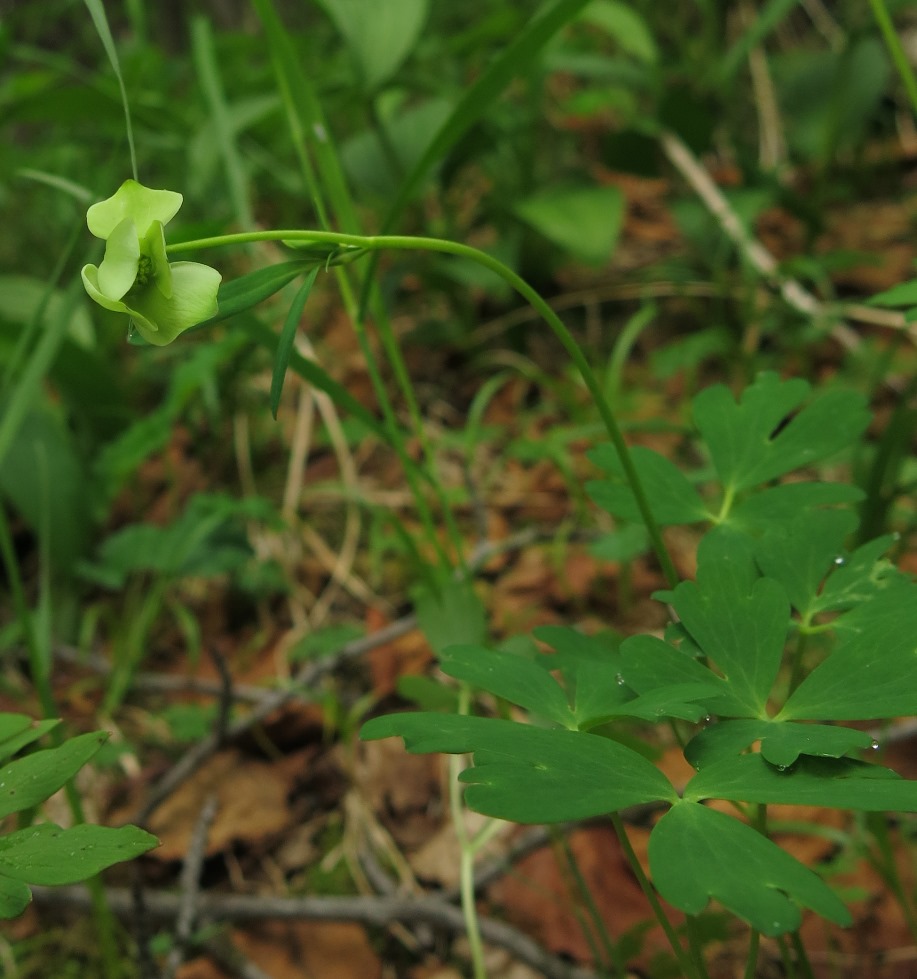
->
[30,885,598,979]
[133,614,417,825]
[165,794,219,978]
[658,129,915,366]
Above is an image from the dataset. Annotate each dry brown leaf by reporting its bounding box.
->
[233,920,382,979]
[147,747,315,861]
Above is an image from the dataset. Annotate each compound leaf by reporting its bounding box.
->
[620,634,743,716]
[685,753,917,811]
[685,719,875,770]
[0,732,108,820]
[440,645,577,729]
[693,373,869,494]
[728,482,864,533]
[0,823,159,885]
[810,534,906,615]
[753,509,858,616]
[361,712,677,821]
[672,532,788,716]
[0,876,30,919]
[780,584,917,720]
[649,802,851,935]
[587,444,709,526]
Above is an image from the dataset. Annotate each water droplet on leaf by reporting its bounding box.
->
[615,673,625,686]
[833,555,846,566]
[871,739,880,750]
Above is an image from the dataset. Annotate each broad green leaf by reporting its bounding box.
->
[672,533,788,716]
[620,634,745,716]
[83,493,260,587]
[649,802,851,934]
[515,185,624,265]
[0,719,60,765]
[0,732,108,820]
[780,585,917,720]
[360,713,677,821]
[533,624,621,666]
[684,719,875,770]
[0,823,158,885]
[685,753,917,811]
[753,509,858,616]
[415,579,487,656]
[270,267,319,419]
[319,0,429,90]
[693,373,869,494]
[869,278,917,308]
[728,482,864,533]
[0,405,92,570]
[587,445,709,526]
[0,716,34,750]
[809,534,905,614]
[341,99,454,199]
[0,876,31,919]
[581,1,658,63]
[589,523,649,562]
[441,645,576,729]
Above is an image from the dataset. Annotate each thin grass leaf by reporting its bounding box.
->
[252,0,359,233]
[82,0,137,179]
[380,0,593,233]
[190,15,253,228]
[271,267,319,419]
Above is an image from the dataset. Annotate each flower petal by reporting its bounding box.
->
[81,265,130,315]
[96,218,140,300]
[87,179,183,241]
[125,262,221,346]
[142,221,173,300]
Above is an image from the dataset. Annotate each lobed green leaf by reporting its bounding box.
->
[0,823,159,885]
[0,732,108,820]
[672,532,789,716]
[360,713,677,821]
[685,753,917,811]
[693,373,869,495]
[649,802,851,935]
[780,584,917,720]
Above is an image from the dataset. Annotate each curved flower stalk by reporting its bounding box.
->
[81,179,221,345]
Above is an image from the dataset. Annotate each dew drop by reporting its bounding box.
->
[704,714,712,723]
[833,555,846,566]
[871,739,880,750]
[615,673,625,686]
[777,764,787,772]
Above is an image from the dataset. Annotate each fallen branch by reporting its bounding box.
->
[30,885,599,979]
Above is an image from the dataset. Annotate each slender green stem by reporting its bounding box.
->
[609,813,698,978]
[451,685,487,979]
[743,804,767,979]
[169,230,679,588]
[685,917,712,979]
[789,930,815,979]
[868,0,917,120]
[554,829,624,977]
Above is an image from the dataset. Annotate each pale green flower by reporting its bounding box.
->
[81,179,221,346]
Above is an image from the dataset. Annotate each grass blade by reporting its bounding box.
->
[271,267,319,418]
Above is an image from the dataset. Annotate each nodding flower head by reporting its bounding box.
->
[81,179,221,345]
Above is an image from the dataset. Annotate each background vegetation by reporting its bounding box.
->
[1,0,917,977]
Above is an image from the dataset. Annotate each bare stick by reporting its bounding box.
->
[165,795,219,978]
[31,886,598,979]
[133,614,417,824]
